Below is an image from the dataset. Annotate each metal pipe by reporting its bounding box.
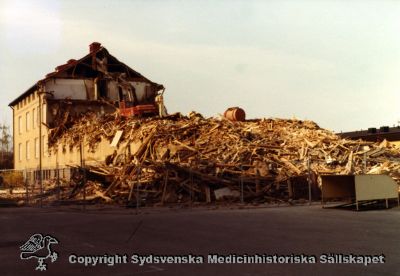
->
[38,88,43,208]
[10,106,15,170]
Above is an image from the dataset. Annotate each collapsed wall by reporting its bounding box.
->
[47,110,400,204]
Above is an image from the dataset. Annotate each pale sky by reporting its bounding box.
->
[1,0,400,132]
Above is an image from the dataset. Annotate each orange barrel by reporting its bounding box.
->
[224,107,246,122]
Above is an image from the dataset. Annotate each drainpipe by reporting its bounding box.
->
[38,85,43,208]
[10,106,15,169]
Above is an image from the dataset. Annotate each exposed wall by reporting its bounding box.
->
[45,78,89,100]
[46,99,116,128]
[130,81,153,102]
[44,78,156,104]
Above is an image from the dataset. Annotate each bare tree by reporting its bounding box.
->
[0,123,12,169]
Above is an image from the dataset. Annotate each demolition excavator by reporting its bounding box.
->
[117,83,167,118]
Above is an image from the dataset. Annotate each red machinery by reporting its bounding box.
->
[119,101,158,117]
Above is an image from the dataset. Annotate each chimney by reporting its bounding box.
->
[89,42,101,53]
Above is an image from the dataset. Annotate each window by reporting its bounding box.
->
[42,135,49,157]
[26,140,30,160]
[32,108,36,129]
[35,107,40,127]
[35,137,39,159]
[37,107,40,127]
[18,116,22,134]
[26,111,30,131]
[42,104,46,124]
[18,143,22,161]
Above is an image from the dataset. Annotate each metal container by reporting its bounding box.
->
[224,107,246,122]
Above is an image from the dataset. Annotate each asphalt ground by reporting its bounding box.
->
[1,204,399,276]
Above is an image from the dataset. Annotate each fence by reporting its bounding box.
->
[0,167,78,207]
[0,157,327,208]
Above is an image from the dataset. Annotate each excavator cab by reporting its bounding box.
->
[119,101,157,117]
[117,83,164,118]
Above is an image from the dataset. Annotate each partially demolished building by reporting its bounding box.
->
[7,43,400,206]
[9,42,164,181]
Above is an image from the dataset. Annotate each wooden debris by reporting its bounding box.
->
[47,110,400,205]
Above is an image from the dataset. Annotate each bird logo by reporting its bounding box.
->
[20,233,59,271]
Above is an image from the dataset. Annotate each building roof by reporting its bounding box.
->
[9,84,38,107]
[9,43,162,107]
[339,126,400,142]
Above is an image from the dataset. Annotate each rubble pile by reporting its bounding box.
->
[48,111,400,204]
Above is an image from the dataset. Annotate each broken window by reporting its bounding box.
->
[98,79,107,99]
[118,87,123,102]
